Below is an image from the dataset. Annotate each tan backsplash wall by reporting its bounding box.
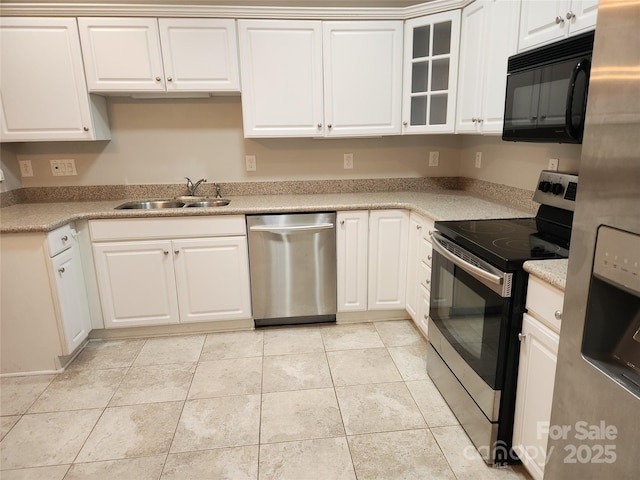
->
[12,97,461,187]
[459,135,582,191]
[7,97,582,192]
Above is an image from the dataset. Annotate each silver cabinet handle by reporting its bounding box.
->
[167,77,173,82]
[327,124,333,129]
[317,123,322,129]
[83,127,89,132]
[164,250,169,255]
[478,118,484,124]
[425,279,430,284]
[518,332,526,342]
[555,15,565,24]
[403,121,408,126]
[174,250,180,255]
[472,117,477,122]
[424,314,428,319]
[417,224,422,230]
[340,220,345,225]
[249,224,334,233]
[155,76,161,82]
[566,11,576,20]
[427,255,432,261]
[61,235,68,242]
[555,310,563,320]
[58,267,65,274]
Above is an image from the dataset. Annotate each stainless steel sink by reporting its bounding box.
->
[115,200,186,209]
[115,198,231,210]
[184,199,231,208]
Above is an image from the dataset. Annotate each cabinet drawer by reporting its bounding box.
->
[419,237,433,266]
[47,224,75,257]
[419,262,432,291]
[89,216,246,241]
[526,276,564,334]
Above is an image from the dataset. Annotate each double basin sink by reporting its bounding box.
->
[116,197,230,210]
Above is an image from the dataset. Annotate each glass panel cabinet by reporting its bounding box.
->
[402,11,461,134]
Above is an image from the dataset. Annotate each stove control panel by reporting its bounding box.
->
[533,170,579,211]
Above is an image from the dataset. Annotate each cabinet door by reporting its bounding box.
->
[51,245,92,354]
[568,0,599,36]
[455,1,487,133]
[158,18,240,92]
[402,11,461,134]
[336,211,369,312]
[368,210,409,310]
[93,240,179,328]
[78,17,165,92]
[480,0,521,133]
[173,237,251,322]
[0,18,108,142]
[238,20,324,137]
[512,314,560,480]
[405,213,426,320]
[323,21,403,137]
[518,0,570,52]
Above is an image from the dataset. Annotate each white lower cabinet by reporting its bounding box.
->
[405,212,434,336]
[90,217,251,328]
[368,210,409,310]
[513,277,564,480]
[336,211,369,312]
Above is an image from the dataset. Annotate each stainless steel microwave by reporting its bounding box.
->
[502,31,595,144]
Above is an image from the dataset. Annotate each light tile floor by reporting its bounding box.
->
[0,320,532,480]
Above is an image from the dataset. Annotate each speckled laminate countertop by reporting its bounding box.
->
[0,190,531,234]
[523,259,568,291]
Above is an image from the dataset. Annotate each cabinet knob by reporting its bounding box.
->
[472,117,477,123]
[518,332,526,342]
[317,123,322,129]
[83,127,89,132]
[403,121,408,127]
[417,224,422,230]
[340,220,345,225]
[58,267,65,274]
[428,255,432,261]
[566,11,576,20]
[555,15,565,24]
[327,124,333,129]
[424,314,428,319]
[426,279,430,285]
[555,310,563,320]
[428,230,434,235]
[478,118,484,124]
[61,235,68,242]
[174,250,180,255]
[155,76,161,82]
[167,77,173,82]
[164,250,169,255]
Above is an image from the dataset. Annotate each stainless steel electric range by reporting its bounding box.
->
[427,170,578,465]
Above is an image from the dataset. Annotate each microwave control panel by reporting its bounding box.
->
[533,170,579,211]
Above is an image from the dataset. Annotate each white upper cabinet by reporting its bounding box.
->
[402,10,461,134]
[456,0,520,134]
[158,18,239,92]
[323,21,403,137]
[0,17,110,142]
[238,19,403,138]
[238,20,324,137]
[78,17,239,92]
[518,0,598,52]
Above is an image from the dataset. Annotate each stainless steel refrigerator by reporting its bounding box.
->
[545,1,640,478]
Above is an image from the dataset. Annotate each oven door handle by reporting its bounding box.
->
[430,231,512,297]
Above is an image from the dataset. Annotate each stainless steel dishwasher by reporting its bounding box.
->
[246,212,337,327]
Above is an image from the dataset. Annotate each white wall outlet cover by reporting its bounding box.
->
[19,160,34,177]
[548,158,559,171]
[343,153,354,169]
[429,151,439,167]
[245,155,257,171]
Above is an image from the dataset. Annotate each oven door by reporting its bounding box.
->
[429,231,513,391]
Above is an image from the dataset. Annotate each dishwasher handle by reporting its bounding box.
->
[249,223,334,233]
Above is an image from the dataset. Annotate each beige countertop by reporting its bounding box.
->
[0,190,531,234]
[523,259,568,291]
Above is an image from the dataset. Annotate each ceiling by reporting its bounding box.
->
[0,0,433,6]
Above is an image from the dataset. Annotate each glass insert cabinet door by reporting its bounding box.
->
[402,11,461,134]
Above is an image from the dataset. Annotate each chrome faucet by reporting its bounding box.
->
[214,183,222,199]
[185,177,207,196]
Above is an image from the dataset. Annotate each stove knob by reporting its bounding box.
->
[538,181,552,193]
[551,183,565,195]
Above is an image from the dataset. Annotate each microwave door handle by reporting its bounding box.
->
[565,58,591,140]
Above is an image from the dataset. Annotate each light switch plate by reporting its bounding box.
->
[429,151,439,167]
[245,155,257,172]
[344,153,354,169]
[19,160,34,177]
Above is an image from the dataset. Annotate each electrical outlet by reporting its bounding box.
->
[343,153,354,169]
[475,152,482,168]
[548,158,559,171]
[245,155,257,172]
[19,160,34,177]
[429,151,439,167]
[50,159,77,176]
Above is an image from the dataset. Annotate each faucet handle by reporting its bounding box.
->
[214,183,222,199]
